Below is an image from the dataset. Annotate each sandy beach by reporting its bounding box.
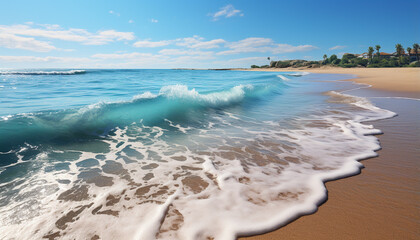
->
[239,67,420,239]
[238,67,420,98]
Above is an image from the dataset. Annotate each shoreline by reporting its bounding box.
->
[233,67,420,98]
[239,68,420,239]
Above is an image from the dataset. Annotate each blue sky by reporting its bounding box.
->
[0,0,419,68]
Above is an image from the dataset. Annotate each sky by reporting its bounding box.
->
[0,0,419,69]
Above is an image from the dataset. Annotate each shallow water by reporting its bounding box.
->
[0,69,394,240]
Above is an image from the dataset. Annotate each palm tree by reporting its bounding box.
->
[413,43,419,61]
[368,46,374,63]
[395,44,403,56]
[323,54,328,64]
[375,45,381,58]
[407,47,412,62]
[395,44,403,64]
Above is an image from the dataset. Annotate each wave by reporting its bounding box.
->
[0,70,86,75]
[276,75,290,81]
[0,71,400,239]
[286,72,310,77]
[326,91,396,121]
[0,84,273,152]
[0,84,398,240]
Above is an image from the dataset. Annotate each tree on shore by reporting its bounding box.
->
[407,47,412,61]
[413,43,419,61]
[368,47,374,63]
[329,54,339,65]
[395,44,403,64]
[375,45,381,57]
[255,43,420,69]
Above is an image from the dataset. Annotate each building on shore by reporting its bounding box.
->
[378,52,393,59]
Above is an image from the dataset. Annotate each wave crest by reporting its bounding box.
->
[0,84,264,152]
[286,72,310,77]
[0,70,86,75]
[159,84,254,106]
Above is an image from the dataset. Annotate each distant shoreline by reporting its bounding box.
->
[232,67,420,97]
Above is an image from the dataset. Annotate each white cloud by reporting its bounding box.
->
[109,10,120,16]
[218,37,317,55]
[133,36,225,49]
[96,30,134,42]
[159,49,214,56]
[38,24,61,30]
[0,55,95,68]
[0,29,318,68]
[92,51,215,68]
[150,19,158,23]
[133,40,171,48]
[175,36,203,47]
[0,23,135,46]
[211,4,243,21]
[226,37,273,49]
[190,39,225,49]
[212,56,269,68]
[273,44,318,54]
[128,20,134,24]
[329,45,346,50]
[92,52,155,59]
[0,33,56,52]
[0,55,90,62]
[175,36,225,49]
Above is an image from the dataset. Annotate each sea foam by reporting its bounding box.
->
[0,70,86,75]
[0,70,396,240]
[286,72,310,77]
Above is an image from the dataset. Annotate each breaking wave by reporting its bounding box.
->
[286,72,310,77]
[0,84,274,152]
[0,70,86,75]
[0,70,398,240]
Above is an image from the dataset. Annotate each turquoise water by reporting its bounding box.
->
[0,69,393,239]
[0,70,350,152]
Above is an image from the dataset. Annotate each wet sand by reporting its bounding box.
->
[239,69,420,239]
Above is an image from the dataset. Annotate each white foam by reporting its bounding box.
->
[132,91,158,100]
[0,86,397,240]
[1,115,12,121]
[0,70,86,75]
[286,72,310,77]
[159,84,253,106]
[276,75,290,81]
[165,119,192,133]
[369,96,420,101]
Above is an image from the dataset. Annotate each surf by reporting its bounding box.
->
[0,83,278,153]
[0,70,87,75]
[0,70,396,240]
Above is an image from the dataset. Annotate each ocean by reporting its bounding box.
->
[0,69,395,240]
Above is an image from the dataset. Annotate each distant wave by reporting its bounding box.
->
[276,75,290,81]
[0,70,86,75]
[286,72,310,77]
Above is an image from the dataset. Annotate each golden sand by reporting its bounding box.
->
[238,67,420,239]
